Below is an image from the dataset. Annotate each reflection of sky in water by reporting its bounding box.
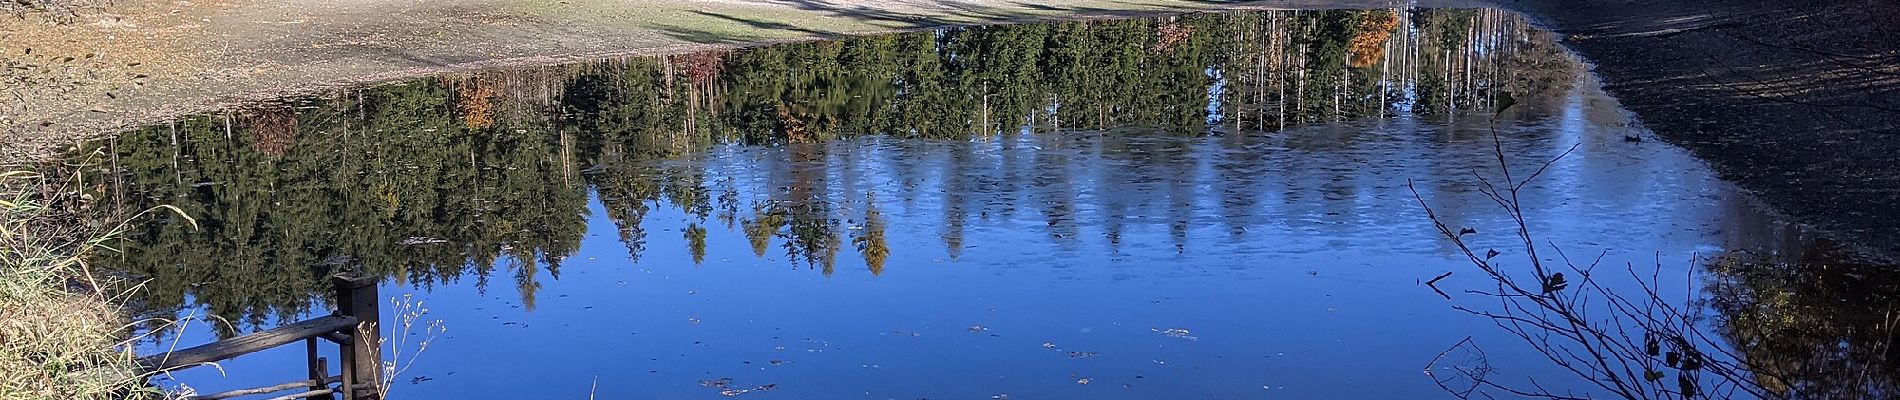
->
[141,71,1790,399]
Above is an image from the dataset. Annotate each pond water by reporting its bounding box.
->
[80,7,1897,399]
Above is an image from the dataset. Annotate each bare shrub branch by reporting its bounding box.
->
[1407,112,1851,399]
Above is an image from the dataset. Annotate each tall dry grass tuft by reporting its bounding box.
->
[368,294,446,399]
[0,162,182,400]
[0,267,141,399]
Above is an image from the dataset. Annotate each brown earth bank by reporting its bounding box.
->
[4,0,1899,263]
[1492,0,1900,262]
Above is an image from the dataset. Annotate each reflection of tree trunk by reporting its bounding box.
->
[980,89,990,136]
[1051,93,1061,132]
[1276,14,1285,130]
[1334,58,1342,121]
[1436,49,1451,114]
[1409,12,1419,101]
[673,51,726,138]
[168,120,180,185]
[1255,14,1268,129]
[558,130,574,188]
[1232,14,1245,132]
[1380,22,1391,119]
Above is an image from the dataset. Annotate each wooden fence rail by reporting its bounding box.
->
[139,273,385,400]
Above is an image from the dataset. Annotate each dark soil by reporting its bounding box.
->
[1501,0,1900,262]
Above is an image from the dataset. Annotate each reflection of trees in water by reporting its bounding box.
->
[855,195,889,276]
[83,8,1571,335]
[86,8,1892,393]
[248,107,296,158]
[95,81,591,337]
[1705,241,1900,399]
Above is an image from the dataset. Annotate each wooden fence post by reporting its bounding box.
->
[304,337,325,399]
[332,273,383,399]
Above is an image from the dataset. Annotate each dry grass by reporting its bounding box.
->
[0,267,142,400]
[0,164,161,400]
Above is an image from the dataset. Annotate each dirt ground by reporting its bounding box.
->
[0,0,1427,162]
[1494,0,1900,262]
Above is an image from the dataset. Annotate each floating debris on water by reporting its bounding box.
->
[701,378,777,397]
[1068,351,1099,358]
[1076,378,1092,385]
[1042,342,1057,349]
[1152,328,1197,341]
[969,325,989,333]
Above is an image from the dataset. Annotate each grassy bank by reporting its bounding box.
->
[0,166,152,400]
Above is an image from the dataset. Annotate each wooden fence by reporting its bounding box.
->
[138,274,386,400]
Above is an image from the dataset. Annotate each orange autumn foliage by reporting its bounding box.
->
[453,78,501,130]
[1153,21,1194,54]
[1349,10,1401,68]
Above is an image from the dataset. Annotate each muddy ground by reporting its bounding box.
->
[4,0,1899,261]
